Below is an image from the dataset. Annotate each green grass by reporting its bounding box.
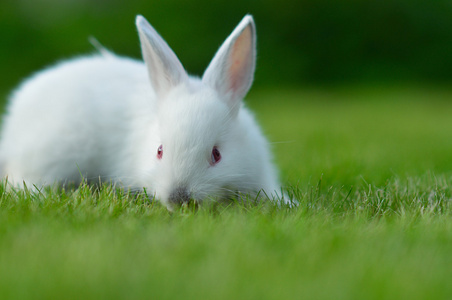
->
[1,85,452,299]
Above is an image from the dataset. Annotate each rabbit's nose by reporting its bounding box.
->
[168,186,191,205]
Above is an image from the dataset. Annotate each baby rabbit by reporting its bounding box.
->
[0,15,288,209]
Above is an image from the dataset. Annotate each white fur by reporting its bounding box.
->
[0,15,288,209]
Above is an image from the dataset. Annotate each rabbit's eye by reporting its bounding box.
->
[211,146,221,165]
[157,145,163,159]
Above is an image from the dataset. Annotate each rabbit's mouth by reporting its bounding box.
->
[163,183,255,209]
[164,186,225,208]
[167,186,191,205]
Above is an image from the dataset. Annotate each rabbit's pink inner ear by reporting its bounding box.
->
[136,15,187,98]
[202,15,256,110]
[228,25,253,93]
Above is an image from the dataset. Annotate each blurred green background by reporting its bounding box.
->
[2,0,452,96]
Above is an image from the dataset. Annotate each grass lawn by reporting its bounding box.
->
[1,85,451,299]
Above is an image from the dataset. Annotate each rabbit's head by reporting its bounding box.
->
[136,15,257,208]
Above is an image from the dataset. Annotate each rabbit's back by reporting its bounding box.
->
[0,54,156,187]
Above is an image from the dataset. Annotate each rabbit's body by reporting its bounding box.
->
[0,55,154,188]
[0,15,286,209]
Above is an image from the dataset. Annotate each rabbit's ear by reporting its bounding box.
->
[202,15,256,116]
[136,15,188,98]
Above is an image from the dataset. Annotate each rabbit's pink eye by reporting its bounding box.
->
[211,146,221,165]
[157,145,163,159]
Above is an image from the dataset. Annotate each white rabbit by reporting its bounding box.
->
[0,15,289,209]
